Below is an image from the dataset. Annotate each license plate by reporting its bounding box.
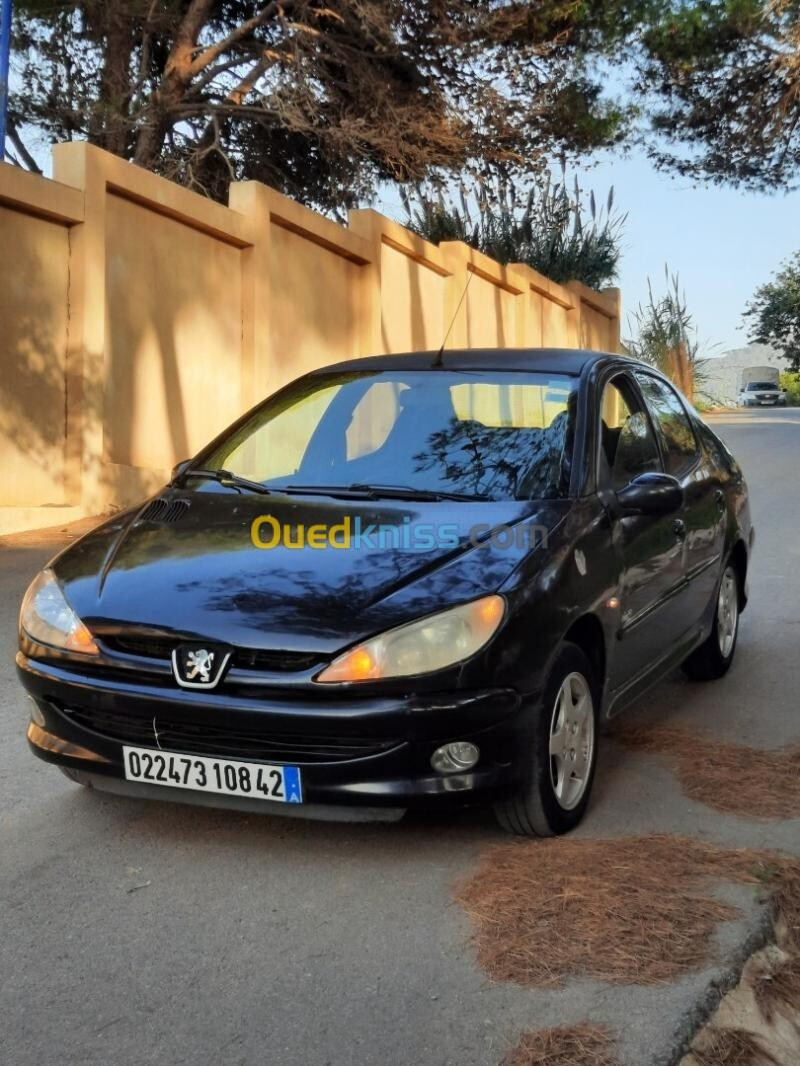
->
[122,746,302,804]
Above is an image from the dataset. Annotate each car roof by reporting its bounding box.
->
[310,348,634,377]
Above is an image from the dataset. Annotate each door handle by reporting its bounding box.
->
[673,519,687,540]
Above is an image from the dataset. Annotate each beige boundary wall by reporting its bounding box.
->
[0,143,620,534]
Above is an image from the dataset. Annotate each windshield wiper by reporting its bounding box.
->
[177,468,272,496]
[349,483,490,502]
[279,482,489,502]
[278,484,379,500]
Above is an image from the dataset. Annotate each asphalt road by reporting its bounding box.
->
[2,408,800,1066]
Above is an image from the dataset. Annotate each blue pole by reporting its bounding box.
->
[0,0,12,162]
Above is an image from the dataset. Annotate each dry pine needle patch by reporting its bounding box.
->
[769,863,800,953]
[751,951,800,1025]
[689,1026,779,1066]
[505,1024,618,1066]
[456,835,786,987]
[610,725,800,820]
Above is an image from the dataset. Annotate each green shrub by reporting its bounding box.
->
[780,371,800,405]
[400,169,624,290]
[624,268,717,402]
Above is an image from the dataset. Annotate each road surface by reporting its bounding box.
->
[2,408,799,1066]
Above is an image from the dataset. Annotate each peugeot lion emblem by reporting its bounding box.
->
[172,644,232,689]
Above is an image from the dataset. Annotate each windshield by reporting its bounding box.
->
[199,369,578,501]
[747,382,778,390]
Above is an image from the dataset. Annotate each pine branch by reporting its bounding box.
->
[189,2,296,78]
[6,118,42,174]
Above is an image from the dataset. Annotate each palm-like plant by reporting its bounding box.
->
[624,268,713,403]
[400,168,625,290]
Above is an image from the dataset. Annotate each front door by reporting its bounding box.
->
[598,374,688,693]
[634,372,726,614]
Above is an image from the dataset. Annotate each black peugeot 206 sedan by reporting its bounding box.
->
[18,349,752,835]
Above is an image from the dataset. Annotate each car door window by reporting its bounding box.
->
[634,373,698,477]
[599,377,662,491]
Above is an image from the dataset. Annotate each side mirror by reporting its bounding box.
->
[170,459,193,484]
[616,472,684,517]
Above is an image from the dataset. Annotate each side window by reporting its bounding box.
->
[635,373,698,476]
[600,377,662,491]
[695,419,732,474]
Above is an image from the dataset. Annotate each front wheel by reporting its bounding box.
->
[682,561,740,681]
[494,642,599,837]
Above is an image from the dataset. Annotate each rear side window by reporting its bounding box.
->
[695,420,735,474]
[635,374,698,476]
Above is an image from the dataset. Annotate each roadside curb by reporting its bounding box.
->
[657,903,775,1065]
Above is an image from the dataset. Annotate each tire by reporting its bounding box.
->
[681,560,740,681]
[494,642,600,837]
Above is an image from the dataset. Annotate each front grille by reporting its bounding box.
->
[102,636,321,673]
[104,636,175,659]
[232,648,322,672]
[62,705,399,764]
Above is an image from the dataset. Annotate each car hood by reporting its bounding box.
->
[53,488,568,653]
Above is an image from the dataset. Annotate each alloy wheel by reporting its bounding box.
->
[548,671,595,811]
[717,566,739,659]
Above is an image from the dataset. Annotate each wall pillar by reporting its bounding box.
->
[228,181,273,408]
[52,142,109,515]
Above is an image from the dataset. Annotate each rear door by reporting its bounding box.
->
[598,373,689,692]
[634,372,725,615]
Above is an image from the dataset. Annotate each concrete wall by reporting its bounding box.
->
[0,202,72,507]
[0,144,621,533]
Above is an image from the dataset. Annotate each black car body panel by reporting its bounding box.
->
[18,348,753,820]
[53,493,568,654]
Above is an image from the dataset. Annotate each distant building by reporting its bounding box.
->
[700,344,785,406]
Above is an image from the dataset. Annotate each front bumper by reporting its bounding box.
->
[18,653,531,819]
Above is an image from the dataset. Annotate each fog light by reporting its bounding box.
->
[431,741,479,773]
[28,698,46,727]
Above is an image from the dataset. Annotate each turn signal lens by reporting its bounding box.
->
[315,595,505,683]
[322,646,379,683]
[477,596,504,626]
[66,622,100,653]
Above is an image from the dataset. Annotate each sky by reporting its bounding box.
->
[376,148,800,358]
[581,150,800,355]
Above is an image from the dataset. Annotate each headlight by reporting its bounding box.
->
[315,595,505,683]
[19,569,99,655]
